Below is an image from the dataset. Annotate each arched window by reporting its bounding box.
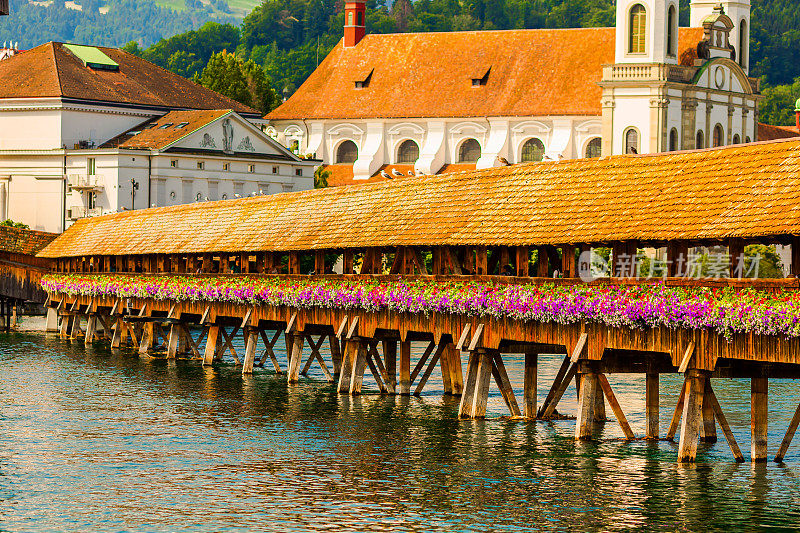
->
[669,128,678,151]
[347,11,353,25]
[696,130,705,149]
[336,140,358,163]
[397,140,420,164]
[625,128,639,154]
[585,137,602,158]
[629,4,647,54]
[521,138,546,162]
[746,136,752,143]
[739,20,748,69]
[458,138,482,163]
[732,134,741,145]
[713,124,724,147]
[667,5,677,57]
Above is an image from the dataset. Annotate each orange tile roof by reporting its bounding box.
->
[267,28,704,121]
[0,42,259,116]
[0,226,58,256]
[438,163,477,174]
[39,138,800,258]
[101,109,232,150]
[759,123,799,141]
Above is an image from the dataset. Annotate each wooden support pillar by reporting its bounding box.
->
[645,373,659,440]
[499,247,510,274]
[287,332,304,383]
[515,246,529,277]
[167,322,181,359]
[536,247,548,277]
[439,343,453,394]
[668,241,689,277]
[242,327,258,374]
[448,344,464,395]
[792,236,800,278]
[700,380,718,443]
[470,349,493,419]
[382,340,397,392]
[288,252,299,274]
[677,369,706,463]
[203,325,220,366]
[342,250,354,274]
[349,340,368,395]
[729,237,744,278]
[575,361,599,440]
[561,246,576,278]
[751,376,769,463]
[84,315,96,345]
[475,245,487,275]
[314,250,325,274]
[337,340,354,394]
[523,352,538,418]
[399,339,411,395]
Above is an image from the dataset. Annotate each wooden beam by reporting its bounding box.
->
[729,237,744,278]
[678,341,695,373]
[242,327,258,374]
[399,339,411,395]
[349,340,368,395]
[700,380,717,443]
[314,250,325,274]
[666,379,688,441]
[413,342,446,395]
[491,351,522,418]
[287,333,304,383]
[775,400,800,463]
[470,350,493,419]
[475,246,488,275]
[705,381,745,463]
[597,374,635,440]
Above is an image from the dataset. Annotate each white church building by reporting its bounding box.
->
[0,42,315,233]
[267,0,761,186]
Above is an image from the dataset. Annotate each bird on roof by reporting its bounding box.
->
[496,156,510,166]
[380,170,392,179]
[391,168,403,177]
[234,194,241,198]
[407,170,415,177]
[205,196,210,201]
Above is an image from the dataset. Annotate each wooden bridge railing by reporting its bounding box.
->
[48,239,800,282]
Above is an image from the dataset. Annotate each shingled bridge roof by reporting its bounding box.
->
[39,138,800,259]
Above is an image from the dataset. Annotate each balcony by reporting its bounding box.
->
[67,174,103,191]
[67,206,103,220]
[601,64,698,84]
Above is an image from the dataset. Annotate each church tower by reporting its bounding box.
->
[690,0,750,73]
[615,0,680,65]
[344,0,366,48]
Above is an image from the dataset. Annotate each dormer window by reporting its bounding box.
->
[471,66,491,87]
[159,123,174,129]
[175,122,189,129]
[354,68,373,89]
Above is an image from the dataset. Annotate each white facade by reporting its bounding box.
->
[0,103,315,233]
[269,0,759,181]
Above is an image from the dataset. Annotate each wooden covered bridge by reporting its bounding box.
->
[0,225,56,327]
[35,137,800,464]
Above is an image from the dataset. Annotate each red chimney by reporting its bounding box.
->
[344,0,366,48]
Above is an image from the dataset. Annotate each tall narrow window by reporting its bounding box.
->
[625,128,640,154]
[458,139,482,163]
[732,134,741,144]
[669,128,679,151]
[585,137,602,158]
[667,6,677,56]
[629,5,647,54]
[696,130,705,149]
[336,140,359,164]
[397,140,420,163]
[87,157,96,176]
[347,12,353,25]
[713,124,724,147]
[739,20,748,69]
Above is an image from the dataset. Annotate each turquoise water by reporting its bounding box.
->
[1,330,800,532]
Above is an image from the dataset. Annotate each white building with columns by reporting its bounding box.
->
[267,0,761,186]
[0,42,315,233]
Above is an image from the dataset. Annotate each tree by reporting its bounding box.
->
[759,77,800,126]
[197,51,277,114]
[314,165,330,188]
[1,219,29,229]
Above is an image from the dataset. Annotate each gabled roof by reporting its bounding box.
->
[267,27,704,121]
[759,123,799,141]
[39,138,800,259]
[0,42,260,116]
[101,109,232,150]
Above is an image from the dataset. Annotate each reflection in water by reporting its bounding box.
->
[0,332,799,531]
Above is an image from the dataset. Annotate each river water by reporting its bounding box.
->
[2,327,800,532]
